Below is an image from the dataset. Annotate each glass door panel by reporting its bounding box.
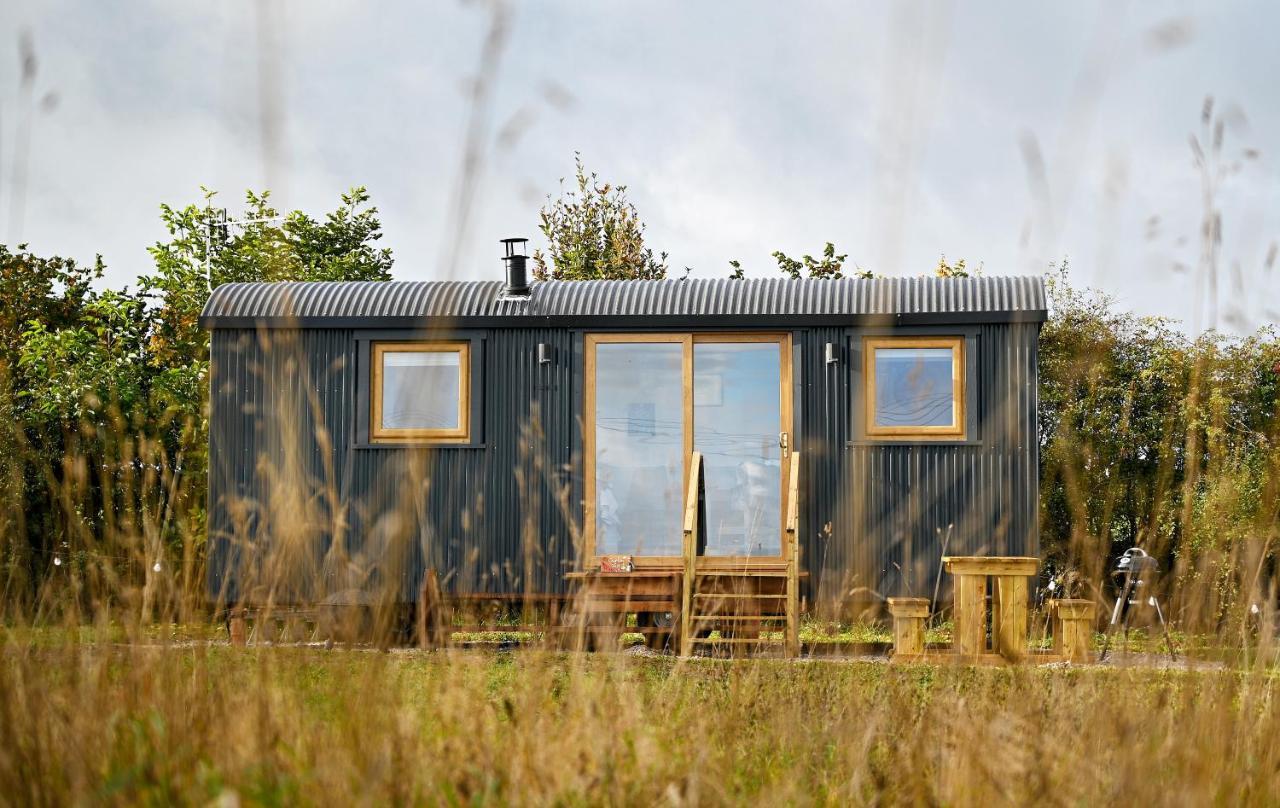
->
[694,340,783,558]
[592,341,685,557]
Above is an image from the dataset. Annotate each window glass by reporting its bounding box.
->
[694,342,781,557]
[372,343,469,440]
[594,342,684,557]
[872,346,957,429]
[381,351,461,430]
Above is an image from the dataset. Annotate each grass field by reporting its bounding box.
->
[2,634,1277,806]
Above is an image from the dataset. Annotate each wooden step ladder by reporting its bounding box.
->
[680,451,801,658]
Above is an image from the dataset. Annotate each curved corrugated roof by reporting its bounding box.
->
[200,275,1047,328]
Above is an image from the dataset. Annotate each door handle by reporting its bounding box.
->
[779,431,790,454]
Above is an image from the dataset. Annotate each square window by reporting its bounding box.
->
[863,337,965,438]
[371,342,470,442]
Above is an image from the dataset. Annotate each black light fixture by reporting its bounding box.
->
[825,342,838,364]
[537,342,551,364]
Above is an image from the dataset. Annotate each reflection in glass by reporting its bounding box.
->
[695,342,781,557]
[595,343,684,556]
[873,347,955,427]
[381,351,461,430]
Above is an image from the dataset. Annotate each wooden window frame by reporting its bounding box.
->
[862,335,966,440]
[370,341,471,443]
[582,332,794,569]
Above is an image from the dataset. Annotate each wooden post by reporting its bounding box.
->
[416,572,431,649]
[951,573,986,656]
[547,597,562,649]
[1051,599,1096,662]
[680,452,702,658]
[886,597,930,657]
[229,606,247,646]
[784,452,801,659]
[417,568,444,649]
[993,575,1029,660]
[669,572,683,653]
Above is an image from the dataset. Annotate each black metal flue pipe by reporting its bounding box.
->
[501,237,529,296]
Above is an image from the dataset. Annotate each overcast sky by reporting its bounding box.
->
[2,1,1278,333]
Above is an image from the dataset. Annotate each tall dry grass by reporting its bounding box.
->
[1,643,1278,805]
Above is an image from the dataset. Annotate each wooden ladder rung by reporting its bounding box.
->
[578,600,679,612]
[694,570,788,577]
[550,626,673,635]
[689,637,782,645]
[696,622,783,630]
[694,593,786,599]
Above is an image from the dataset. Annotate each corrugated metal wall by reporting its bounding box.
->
[208,328,359,606]
[207,326,577,606]
[797,323,1040,610]
[209,321,1039,609]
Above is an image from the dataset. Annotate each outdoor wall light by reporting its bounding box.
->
[537,342,552,364]
[825,342,838,364]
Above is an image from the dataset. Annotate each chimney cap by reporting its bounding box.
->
[501,237,528,258]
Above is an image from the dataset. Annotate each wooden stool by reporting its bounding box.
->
[887,597,930,657]
[1050,599,1096,662]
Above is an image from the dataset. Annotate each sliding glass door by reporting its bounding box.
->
[694,339,785,558]
[587,336,688,558]
[584,333,791,566]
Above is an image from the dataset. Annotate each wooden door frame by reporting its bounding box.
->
[582,331,794,570]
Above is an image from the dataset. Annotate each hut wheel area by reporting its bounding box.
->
[201,254,1048,657]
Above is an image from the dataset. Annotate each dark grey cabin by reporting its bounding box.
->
[201,271,1046,612]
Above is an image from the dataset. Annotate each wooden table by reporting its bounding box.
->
[942,556,1038,660]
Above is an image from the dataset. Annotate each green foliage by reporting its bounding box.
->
[731,242,876,280]
[771,242,862,279]
[933,255,978,277]
[17,291,150,426]
[736,245,973,280]
[142,187,391,374]
[0,246,113,592]
[0,245,101,358]
[532,154,667,281]
[0,188,394,611]
[1038,260,1280,624]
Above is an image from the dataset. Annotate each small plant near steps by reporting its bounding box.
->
[680,451,801,658]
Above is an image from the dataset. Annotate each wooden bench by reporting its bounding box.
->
[562,570,683,649]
